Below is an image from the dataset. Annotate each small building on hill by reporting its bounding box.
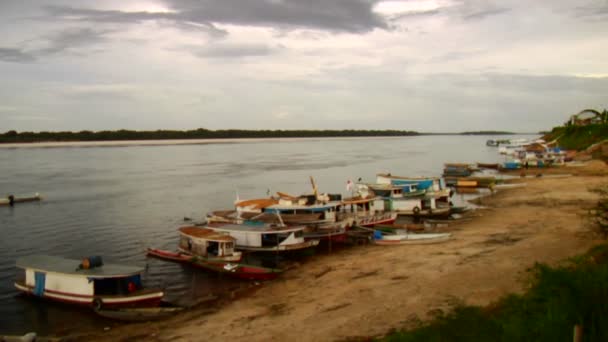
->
[568,109,603,126]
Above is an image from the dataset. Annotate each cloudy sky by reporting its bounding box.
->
[0,0,607,133]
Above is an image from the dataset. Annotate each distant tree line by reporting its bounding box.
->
[459,131,515,135]
[0,129,420,143]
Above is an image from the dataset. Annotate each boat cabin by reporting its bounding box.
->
[178,226,239,260]
[203,222,318,251]
[14,255,162,308]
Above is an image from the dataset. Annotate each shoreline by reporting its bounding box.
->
[67,160,607,342]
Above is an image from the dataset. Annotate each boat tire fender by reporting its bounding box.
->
[93,298,103,310]
[413,206,421,215]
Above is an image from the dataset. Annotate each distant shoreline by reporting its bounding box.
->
[0,134,534,149]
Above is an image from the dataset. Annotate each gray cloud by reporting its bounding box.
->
[463,7,511,21]
[573,2,608,19]
[44,0,388,33]
[190,43,282,59]
[0,47,36,63]
[38,27,109,55]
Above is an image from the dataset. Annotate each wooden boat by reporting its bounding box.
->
[95,306,184,322]
[177,226,242,261]
[0,193,42,206]
[357,183,450,217]
[201,222,319,252]
[146,248,282,280]
[376,174,451,202]
[477,162,500,170]
[372,231,452,245]
[340,196,398,227]
[14,255,163,309]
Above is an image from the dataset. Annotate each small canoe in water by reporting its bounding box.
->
[373,232,452,245]
[147,248,283,280]
[0,193,42,206]
[95,306,184,322]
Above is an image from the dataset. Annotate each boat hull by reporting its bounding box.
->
[147,248,282,280]
[14,281,163,308]
[373,233,452,245]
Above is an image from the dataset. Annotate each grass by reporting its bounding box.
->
[380,243,608,342]
[544,124,608,151]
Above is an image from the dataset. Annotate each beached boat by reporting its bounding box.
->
[375,174,451,203]
[146,248,283,280]
[372,231,452,245]
[200,222,319,252]
[477,162,500,170]
[177,226,242,261]
[0,193,42,206]
[95,306,184,322]
[340,196,398,227]
[357,183,450,217]
[14,255,163,309]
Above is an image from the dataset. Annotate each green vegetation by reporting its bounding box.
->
[0,129,419,143]
[590,185,608,238]
[381,243,608,342]
[543,124,608,151]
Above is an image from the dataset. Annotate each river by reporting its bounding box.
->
[0,135,535,334]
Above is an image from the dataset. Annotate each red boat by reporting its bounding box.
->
[146,248,282,281]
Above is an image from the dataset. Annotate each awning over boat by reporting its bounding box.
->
[16,255,144,278]
[179,226,235,242]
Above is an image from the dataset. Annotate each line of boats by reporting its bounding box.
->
[12,168,516,321]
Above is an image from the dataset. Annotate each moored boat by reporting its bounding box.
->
[177,226,242,261]
[146,248,283,280]
[0,193,42,206]
[14,255,163,310]
[372,231,452,245]
[200,222,319,252]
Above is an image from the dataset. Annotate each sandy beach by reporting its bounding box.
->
[78,161,607,342]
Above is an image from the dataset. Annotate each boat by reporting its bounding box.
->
[375,174,451,203]
[0,193,42,206]
[443,163,475,177]
[372,231,452,245]
[340,195,398,227]
[95,306,184,322]
[146,248,283,280]
[14,255,163,310]
[356,183,450,217]
[476,162,500,170]
[200,222,319,252]
[177,226,242,261]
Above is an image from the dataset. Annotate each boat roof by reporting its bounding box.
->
[364,183,402,190]
[15,255,143,278]
[179,226,236,242]
[235,198,278,209]
[264,202,340,211]
[205,222,305,233]
[377,173,440,181]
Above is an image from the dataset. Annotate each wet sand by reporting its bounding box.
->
[79,161,607,341]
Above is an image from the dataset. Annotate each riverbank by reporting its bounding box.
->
[73,161,607,341]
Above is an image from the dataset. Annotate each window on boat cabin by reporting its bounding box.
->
[93,275,142,295]
[261,232,291,246]
[374,189,391,197]
[207,241,220,256]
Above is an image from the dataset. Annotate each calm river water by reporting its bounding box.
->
[0,135,535,334]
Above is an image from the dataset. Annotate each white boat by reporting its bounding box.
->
[340,196,398,227]
[14,255,163,310]
[356,183,450,217]
[373,232,452,245]
[201,222,319,252]
[176,226,242,261]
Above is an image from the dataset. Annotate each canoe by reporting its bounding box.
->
[146,248,283,281]
[95,306,184,322]
[0,193,42,206]
[373,232,452,245]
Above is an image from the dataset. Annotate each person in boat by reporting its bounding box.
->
[8,194,14,206]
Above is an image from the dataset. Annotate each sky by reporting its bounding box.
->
[0,0,607,133]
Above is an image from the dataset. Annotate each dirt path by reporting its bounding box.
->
[85,161,608,342]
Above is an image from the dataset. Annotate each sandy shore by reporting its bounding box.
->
[81,161,607,342]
